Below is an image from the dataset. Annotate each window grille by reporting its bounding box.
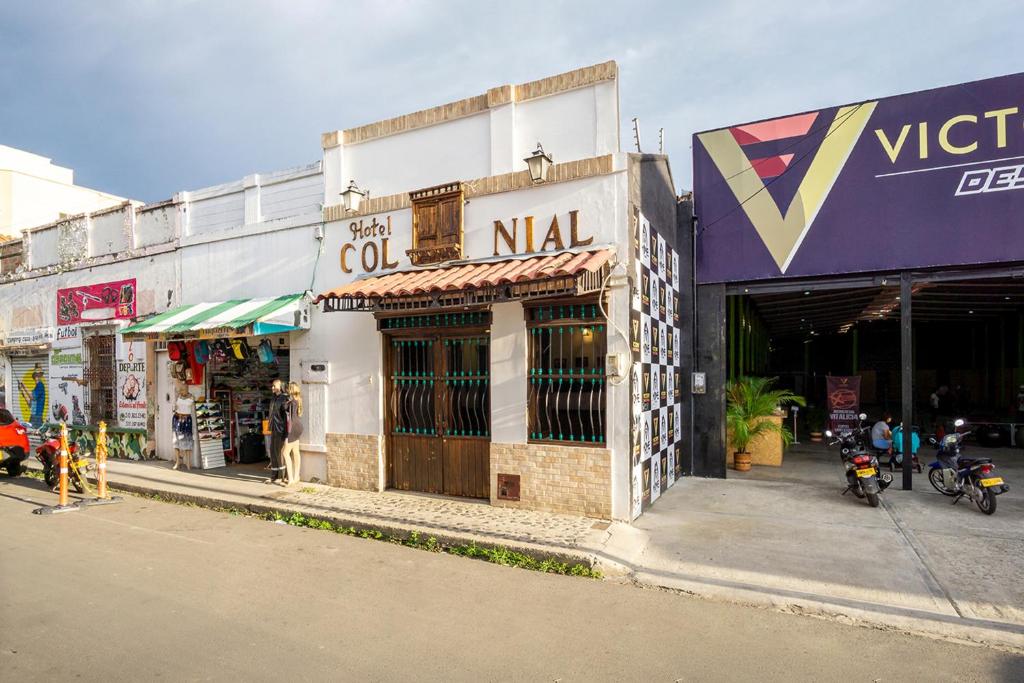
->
[84,333,117,423]
[527,302,606,444]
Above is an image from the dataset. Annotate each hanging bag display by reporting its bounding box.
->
[258,339,275,364]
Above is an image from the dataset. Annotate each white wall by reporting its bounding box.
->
[135,202,176,248]
[342,114,492,199]
[89,206,132,257]
[324,66,620,206]
[2,167,124,236]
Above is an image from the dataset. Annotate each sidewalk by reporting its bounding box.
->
[29,456,1024,652]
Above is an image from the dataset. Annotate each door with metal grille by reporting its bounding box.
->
[387,332,490,498]
[84,334,116,424]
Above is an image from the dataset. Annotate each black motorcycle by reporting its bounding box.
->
[826,414,893,507]
[927,419,1009,515]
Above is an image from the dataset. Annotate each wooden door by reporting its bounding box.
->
[386,333,490,498]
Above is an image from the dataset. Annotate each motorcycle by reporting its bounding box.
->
[0,408,31,477]
[35,425,89,493]
[928,419,1009,515]
[825,413,893,507]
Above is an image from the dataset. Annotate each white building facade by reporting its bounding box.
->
[2,62,688,521]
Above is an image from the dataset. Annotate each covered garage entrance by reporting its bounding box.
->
[724,270,1024,484]
[691,70,1024,482]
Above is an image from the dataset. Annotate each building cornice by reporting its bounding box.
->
[322,61,618,149]
[322,154,618,223]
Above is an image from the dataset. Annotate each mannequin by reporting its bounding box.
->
[172,384,194,470]
[281,381,304,486]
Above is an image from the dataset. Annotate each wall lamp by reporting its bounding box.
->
[524,143,553,183]
[341,180,367,213]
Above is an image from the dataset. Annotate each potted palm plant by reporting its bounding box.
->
[726,376,805,471]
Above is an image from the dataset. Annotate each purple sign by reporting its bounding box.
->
[694,72,1024,283]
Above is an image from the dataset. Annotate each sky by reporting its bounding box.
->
[1,1,1020,203]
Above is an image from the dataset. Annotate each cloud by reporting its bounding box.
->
[0,0,1019,201]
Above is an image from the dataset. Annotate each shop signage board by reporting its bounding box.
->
[0,327,54,348]
[115,336,146,429]
[826,375,861,433]
[56,278,137,325]
[50,326,85,425]
[694,72,1024,283]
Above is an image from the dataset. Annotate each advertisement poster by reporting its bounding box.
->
[826,375,862,432]
[695,73,1024,283]
[14,360,48,427]
[50,330,85,425]
[57,278,137,325]
[116,337,147,429]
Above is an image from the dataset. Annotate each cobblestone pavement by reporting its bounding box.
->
[30,459,601,551]
[272,483,599,548]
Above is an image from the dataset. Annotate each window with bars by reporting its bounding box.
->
[527,301,607,445]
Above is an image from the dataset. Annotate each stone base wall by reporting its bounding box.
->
[490,442,611,518]
[325,433,380,491]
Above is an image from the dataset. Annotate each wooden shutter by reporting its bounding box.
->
[408,182,463,265]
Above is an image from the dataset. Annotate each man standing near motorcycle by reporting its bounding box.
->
[871,413,893,453]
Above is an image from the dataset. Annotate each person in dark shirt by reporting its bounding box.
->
[266,379,289,485]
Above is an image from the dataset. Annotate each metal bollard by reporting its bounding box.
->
[58,423,70,508]
[96,421,108,499]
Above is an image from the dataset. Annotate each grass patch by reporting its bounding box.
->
[262,510,601,578]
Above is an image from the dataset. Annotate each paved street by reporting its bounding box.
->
[2,476,1022,682]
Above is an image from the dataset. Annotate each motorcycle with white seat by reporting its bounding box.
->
[826,413,893,508]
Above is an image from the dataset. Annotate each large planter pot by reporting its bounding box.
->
[727,415,785,467]
[733,451,752,472]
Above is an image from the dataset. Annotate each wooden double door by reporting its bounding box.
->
[386,332,490,499]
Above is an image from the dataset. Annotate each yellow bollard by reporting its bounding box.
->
[58,423,70,508]
[96,421,109,499]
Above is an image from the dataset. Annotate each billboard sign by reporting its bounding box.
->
[694,72,1024,283]
[57,279,137,325]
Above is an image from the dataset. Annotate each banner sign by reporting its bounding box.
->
[50,344,86,425]
[826,376,862,433]
[116,337,147,430]
[57,278,137,325]
[694,72,1024,282]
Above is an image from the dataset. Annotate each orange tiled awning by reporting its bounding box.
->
[317,248,615,312]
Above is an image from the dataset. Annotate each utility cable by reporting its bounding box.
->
[697,103,865,236]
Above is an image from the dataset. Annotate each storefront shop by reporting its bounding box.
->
[1,327,54,434]
[121,294,310,469]
[692,71,1024,483]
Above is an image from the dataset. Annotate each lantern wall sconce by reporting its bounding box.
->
[341,180,367,213]
[524,143,553,183]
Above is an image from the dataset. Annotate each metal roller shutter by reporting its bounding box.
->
[9,353,49,445]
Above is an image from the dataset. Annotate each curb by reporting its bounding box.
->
[627,569,1024,654]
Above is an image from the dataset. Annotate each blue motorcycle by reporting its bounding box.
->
[927,419,1010,515]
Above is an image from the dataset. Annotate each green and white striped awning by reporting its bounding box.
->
[121,294,309,340]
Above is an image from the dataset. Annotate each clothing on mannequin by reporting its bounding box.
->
[172,386,194,470]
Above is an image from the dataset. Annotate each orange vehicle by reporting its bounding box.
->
[0,408,31,478]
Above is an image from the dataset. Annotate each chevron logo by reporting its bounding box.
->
[699,102,877,272]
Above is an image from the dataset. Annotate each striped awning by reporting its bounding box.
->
[121,294,309,340]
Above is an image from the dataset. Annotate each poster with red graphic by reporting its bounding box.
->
[56,279,136,325]
[826,376,862,433]
[116,336,147,430]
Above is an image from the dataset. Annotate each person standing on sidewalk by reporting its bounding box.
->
[281,382,304,486]
[266,379,288,486]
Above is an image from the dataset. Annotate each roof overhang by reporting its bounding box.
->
[316,249,615,313]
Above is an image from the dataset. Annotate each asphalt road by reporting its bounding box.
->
[1,475,1022,682]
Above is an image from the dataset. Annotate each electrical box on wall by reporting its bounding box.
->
[605,353,627,380]
[301,360,330,384]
